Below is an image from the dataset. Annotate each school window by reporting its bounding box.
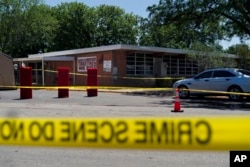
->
[163,55,198,76]
[126,53,153,76]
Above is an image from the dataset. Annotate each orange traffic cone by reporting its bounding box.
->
[171,88,184,112]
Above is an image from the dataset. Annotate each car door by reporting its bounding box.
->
[189,70,213,94]
[209,70,236,92]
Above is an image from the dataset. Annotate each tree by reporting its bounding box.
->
[0,1,141,57]
[94,5,139,46]
[146,0,250,42]
[187,43,236,72]
[21,4,58,54]
[145,0,225,49]
[52,2,96,50]
[226,44,250,70]
[0,0,29,56]
[0,0,57,57]
[138,17,188,48]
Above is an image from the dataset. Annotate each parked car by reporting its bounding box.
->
[172,68,250,100]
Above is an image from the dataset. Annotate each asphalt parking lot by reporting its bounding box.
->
[0,89,249,167]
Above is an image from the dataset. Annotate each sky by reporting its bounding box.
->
[46,0,156,17]
[45,0,248,49]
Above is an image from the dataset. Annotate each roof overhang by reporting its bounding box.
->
[14,44,238,61]
[27,44,187,59]
[13,56,74,62]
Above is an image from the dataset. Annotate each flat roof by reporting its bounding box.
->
[28,44,187,58]
[14,56,74,62]
[13,44,237,61]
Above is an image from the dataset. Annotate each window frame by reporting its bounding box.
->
[126,53,153,76]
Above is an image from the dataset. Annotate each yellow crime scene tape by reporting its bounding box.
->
[13,69,250,95]
[0,117,250,150]
[2,84,250,96]
[43,69,184,80]
[0,85,173,91]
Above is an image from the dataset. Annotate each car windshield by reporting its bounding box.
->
[237,69,250,76]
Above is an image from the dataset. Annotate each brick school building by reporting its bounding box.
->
[13,44,235,87]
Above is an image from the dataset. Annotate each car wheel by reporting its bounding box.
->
[178,86,190,99]
[228,86,243,101]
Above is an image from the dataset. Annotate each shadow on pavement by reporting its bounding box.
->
[181,97,250,110]
[126,91,250,110]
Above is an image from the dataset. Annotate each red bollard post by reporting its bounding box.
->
[58,67,69,98]
[20,66,32,99]
[87,68,98,97]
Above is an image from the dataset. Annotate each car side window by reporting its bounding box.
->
[194,71,213,79]
[213,71,236,78]
[237,69,250,76]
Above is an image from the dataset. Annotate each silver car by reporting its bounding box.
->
[172,68,250,100]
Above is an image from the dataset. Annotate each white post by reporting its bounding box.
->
[42,57,45,86]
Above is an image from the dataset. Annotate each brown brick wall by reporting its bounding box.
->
[44,61,74,86]
[112,51,156,87]
[112,51,126,86]
[41,50,156,87]
[74,51,113,86]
